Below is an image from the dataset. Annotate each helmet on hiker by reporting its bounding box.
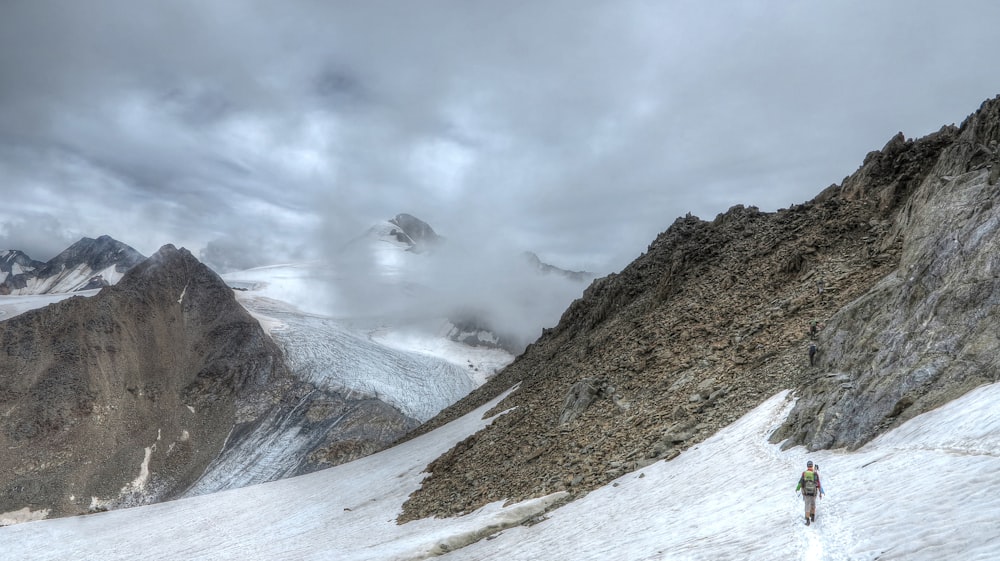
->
[806,460,813,468]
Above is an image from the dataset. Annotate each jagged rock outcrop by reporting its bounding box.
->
[0,245,416,520]
[398,95,1000,522]
[772,96,1000,450]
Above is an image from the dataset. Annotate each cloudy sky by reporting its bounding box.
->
[2,0,999,274]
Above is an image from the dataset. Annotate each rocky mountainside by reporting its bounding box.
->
[0,245,414,520]
[399,95,1000,521]
[0,235,145,295]
[772,96,1000,449]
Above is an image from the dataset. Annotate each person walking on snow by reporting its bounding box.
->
[796,460,822,525]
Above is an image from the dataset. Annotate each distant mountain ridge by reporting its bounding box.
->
[0,235,145,295]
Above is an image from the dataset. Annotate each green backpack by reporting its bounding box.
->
[802,470,817,496]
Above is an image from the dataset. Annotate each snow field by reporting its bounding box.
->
[439,383,1000,561]
[2,382,999,560]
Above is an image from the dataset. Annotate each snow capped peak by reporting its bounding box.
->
[44,235,145,275]
[388,212,441,251]
[352,213,442,257]
[0,236,145,295]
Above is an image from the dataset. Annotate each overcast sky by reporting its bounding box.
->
[2,0,999,274]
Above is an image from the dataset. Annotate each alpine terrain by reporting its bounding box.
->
[0,95,997,560]
[398,94,1000,521]
[0,243,469,519]
[0,211,585,520]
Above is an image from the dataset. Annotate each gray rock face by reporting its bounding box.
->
[182,384,418,497]
[772,97,1000,450]
[558,378,604,425]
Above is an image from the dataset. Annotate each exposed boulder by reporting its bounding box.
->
[558,378,612,425]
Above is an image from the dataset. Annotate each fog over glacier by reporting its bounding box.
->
[327,230,590,350]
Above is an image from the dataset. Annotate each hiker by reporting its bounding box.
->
[808,343,818,366]
[796,460,822,525]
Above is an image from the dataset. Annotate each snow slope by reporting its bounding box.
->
[3,380,998,560]
[0,290,100,320]
[12,262,122,294]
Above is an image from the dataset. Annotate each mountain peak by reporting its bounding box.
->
[0,241,295,518]
[387,213,441,251]
[1,235,145,295]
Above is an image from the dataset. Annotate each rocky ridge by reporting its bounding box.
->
[772,95,1000,449]
[399,95,1000,521]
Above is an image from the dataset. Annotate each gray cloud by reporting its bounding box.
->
[0,0,998,277]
